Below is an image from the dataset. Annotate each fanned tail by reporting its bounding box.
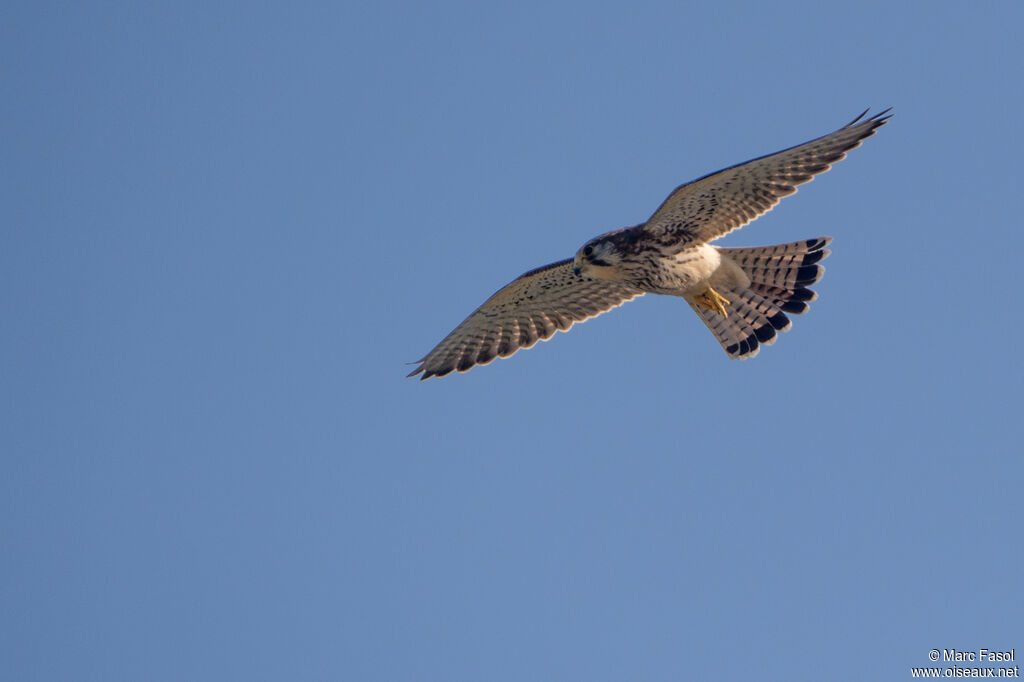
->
[691,238,831,359]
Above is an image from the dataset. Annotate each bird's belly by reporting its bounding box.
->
[644,244,722,295]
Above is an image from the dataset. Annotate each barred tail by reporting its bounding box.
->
[692,238,831,359]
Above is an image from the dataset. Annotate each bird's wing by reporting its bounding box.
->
[409,259,643,379]
[642,109,891,247]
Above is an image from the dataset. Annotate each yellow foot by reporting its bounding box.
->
[694,286,730,317]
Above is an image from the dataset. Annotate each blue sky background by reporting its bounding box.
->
[3,2,1022,680]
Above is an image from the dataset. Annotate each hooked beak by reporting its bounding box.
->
[573,253,583,276]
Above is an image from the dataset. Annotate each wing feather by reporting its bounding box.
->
[643,109,891,246]
[409,259,643,379]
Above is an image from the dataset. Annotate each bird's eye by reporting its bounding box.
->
[583,245,593,256]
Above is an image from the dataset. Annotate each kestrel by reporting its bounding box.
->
[409,109,890,379]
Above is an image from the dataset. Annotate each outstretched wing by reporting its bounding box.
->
[409,259,643,379]
[642,109,891,247]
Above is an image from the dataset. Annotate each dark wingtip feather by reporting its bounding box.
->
[795,264,824,285]
[872,107,894,122]
[801,250,827,266]
[845,108,871,126]
[743,334,759,356]
[845,107,893,128]
[724,333,762,359]
[780,300,809,314]
[790,287,816,302]
[754,324,776,343]
[767,310,791,330]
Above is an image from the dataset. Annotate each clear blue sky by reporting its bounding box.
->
[3,2,1021,680]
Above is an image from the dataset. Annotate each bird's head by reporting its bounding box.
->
[573,236,621,280]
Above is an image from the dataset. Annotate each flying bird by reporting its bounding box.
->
[409,109,890,379]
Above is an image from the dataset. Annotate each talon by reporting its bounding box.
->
[695,287,730,317]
